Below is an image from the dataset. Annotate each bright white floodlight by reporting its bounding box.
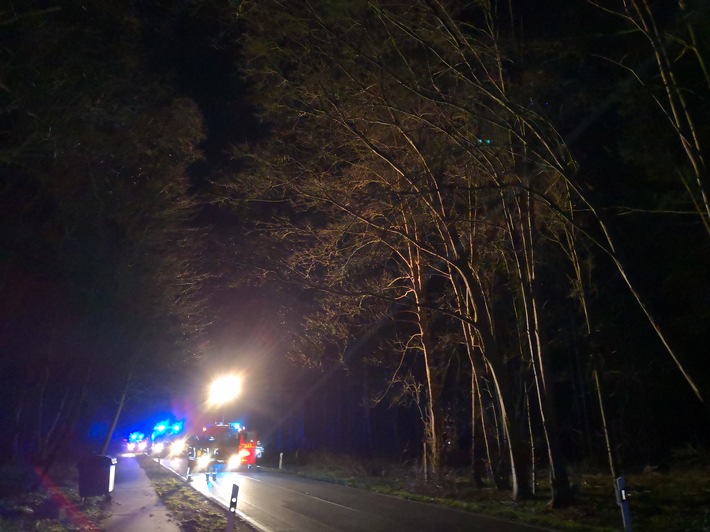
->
[208,374,242,407]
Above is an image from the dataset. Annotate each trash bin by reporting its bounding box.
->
[78,455,117,498]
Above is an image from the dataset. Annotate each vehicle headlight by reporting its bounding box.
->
[127,442,136,451]
[138,441,147,451]
[153,442,165,454]
[197,453,211,469]
[228,454,240,469]
[169,439,185,456]
[238,449,251,459]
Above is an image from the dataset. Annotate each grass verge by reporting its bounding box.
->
[4,451,708,531]
[135,454,257,532]
[264,450,710,531]
[0,461,109,531]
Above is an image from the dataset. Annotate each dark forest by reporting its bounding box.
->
[1,0,709,511]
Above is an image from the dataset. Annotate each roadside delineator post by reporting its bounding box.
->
[226,484,239,532]
[615,476,633,531]
[279,452,283,470]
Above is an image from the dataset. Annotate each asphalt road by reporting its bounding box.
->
[157,456,549,532]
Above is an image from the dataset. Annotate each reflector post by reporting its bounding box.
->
[226,484,239,532]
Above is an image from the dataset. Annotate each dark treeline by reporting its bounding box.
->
[1,0,708,507]
[0,0,214,470]
[226,0,710,507]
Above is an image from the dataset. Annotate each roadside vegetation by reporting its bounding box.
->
[136,455,256,532]
[2,447,707,531]
[0,455,255,532]
[255,448,710,531]
[0,461,108,531]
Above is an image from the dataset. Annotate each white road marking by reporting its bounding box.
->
[152,457,273,532]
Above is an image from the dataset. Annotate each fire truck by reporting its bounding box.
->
[185,423,258,481]
[150,419,184,458]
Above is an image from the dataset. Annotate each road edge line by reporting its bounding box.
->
[152,457,272,532]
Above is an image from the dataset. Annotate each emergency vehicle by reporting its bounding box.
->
[125,431,149,453]
[150,419,184,458]
[185,423,258,481]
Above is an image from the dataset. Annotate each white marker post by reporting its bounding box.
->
[226,483,239,532]
[615,476,633,531]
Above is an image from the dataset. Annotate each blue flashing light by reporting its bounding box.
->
[151,422,168,439]
[129,431,145,442]
[152,418,184,440]
[229,422,242,431]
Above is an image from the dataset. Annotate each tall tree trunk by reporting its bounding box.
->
[526,390,537,495]
[560,210,619,479]
[594,368,618,479]
[503,188,573,506]
[101,382,129,456]
[524,192,573,507]
[408,232,443,477]
[448,256,531,499]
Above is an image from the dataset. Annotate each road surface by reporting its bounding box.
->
[157,456,549,532]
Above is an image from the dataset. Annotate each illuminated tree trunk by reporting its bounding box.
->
[502,187,573,507]
[447,255,530,498]
[403,212,444,477]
